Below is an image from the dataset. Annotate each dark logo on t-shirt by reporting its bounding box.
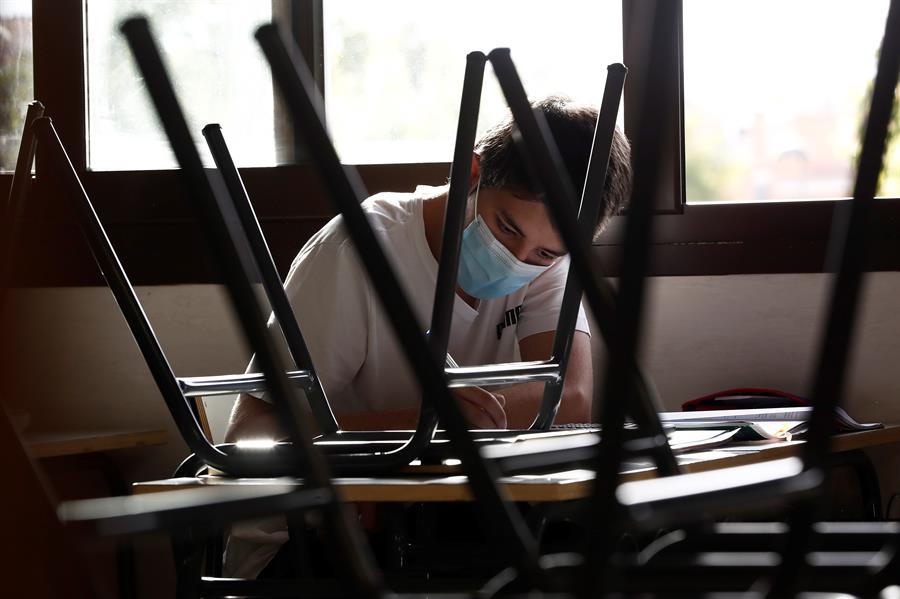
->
[496,304,523,339]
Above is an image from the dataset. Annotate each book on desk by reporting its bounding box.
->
[659,406,883,442]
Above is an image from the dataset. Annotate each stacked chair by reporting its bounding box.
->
[0,77,375,599]
[4,0,899,594]
[18,85,388,599]
[192,53,678,474]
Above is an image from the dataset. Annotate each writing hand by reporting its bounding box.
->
[452,386,507,429]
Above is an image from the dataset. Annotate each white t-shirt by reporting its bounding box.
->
[227,186,590,579]
[249,185,589,414]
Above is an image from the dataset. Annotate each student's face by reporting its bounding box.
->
[471,187,566,268]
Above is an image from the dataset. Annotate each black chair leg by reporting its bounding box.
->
[286,514,317,577]
[828,450,882,520]
[172,530,203,599]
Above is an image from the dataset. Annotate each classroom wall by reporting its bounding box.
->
[4,271,900,594]
[6,271,899,459]
[6,271,900,456]
[592,272,900,426]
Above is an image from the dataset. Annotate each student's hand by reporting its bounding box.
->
[453,386,508,429]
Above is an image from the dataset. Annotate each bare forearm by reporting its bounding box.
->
[495,381,591,429]
[511,330,593,428]
[224,394,287,443]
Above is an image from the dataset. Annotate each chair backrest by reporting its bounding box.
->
[485,46,679,476]
[424,51,563,410]
[427,55,635,432]
[530,62,629,430]
[200,123,340,436]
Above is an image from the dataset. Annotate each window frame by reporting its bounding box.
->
[3,0,898,287]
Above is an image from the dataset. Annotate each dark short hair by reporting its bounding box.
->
[475,95,632,238]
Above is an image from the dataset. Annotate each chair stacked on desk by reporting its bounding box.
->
[0,75,379,599]
[192,51,678,475]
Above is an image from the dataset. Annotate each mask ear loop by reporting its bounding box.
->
[459,173,484,311]
[467,173,482,227]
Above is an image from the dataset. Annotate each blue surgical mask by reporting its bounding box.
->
[458,214,550,299]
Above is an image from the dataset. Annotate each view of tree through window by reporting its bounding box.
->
[684,0,900,203]
[86,0,275,170]
[0,0,33,173]
[323,1,623,165]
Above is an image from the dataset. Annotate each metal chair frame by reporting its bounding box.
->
[192,53,680,475]
[0,97,385,599]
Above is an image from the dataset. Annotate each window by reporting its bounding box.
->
[86,1,624,169]
[85,0,277,170]
[323,0,623,164]
[5,0,899,287]
[0,0,33,172]
[683,0,899,202]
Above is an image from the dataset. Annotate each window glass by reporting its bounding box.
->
[323,1,623,165]
[86,0,275,170]
[684,0,899,203]
[0,0,33,173]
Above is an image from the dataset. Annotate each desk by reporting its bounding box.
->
[27,429,169,458]
[132,426,900,504]
[132,427,900,591]
[621,425,900,481]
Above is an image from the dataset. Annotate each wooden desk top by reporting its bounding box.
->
[619,424,900,482]
[27,429,169,459]
[131,425,900,503]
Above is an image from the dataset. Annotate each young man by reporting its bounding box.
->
[222,95,632,579]
[224,95,631,442]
